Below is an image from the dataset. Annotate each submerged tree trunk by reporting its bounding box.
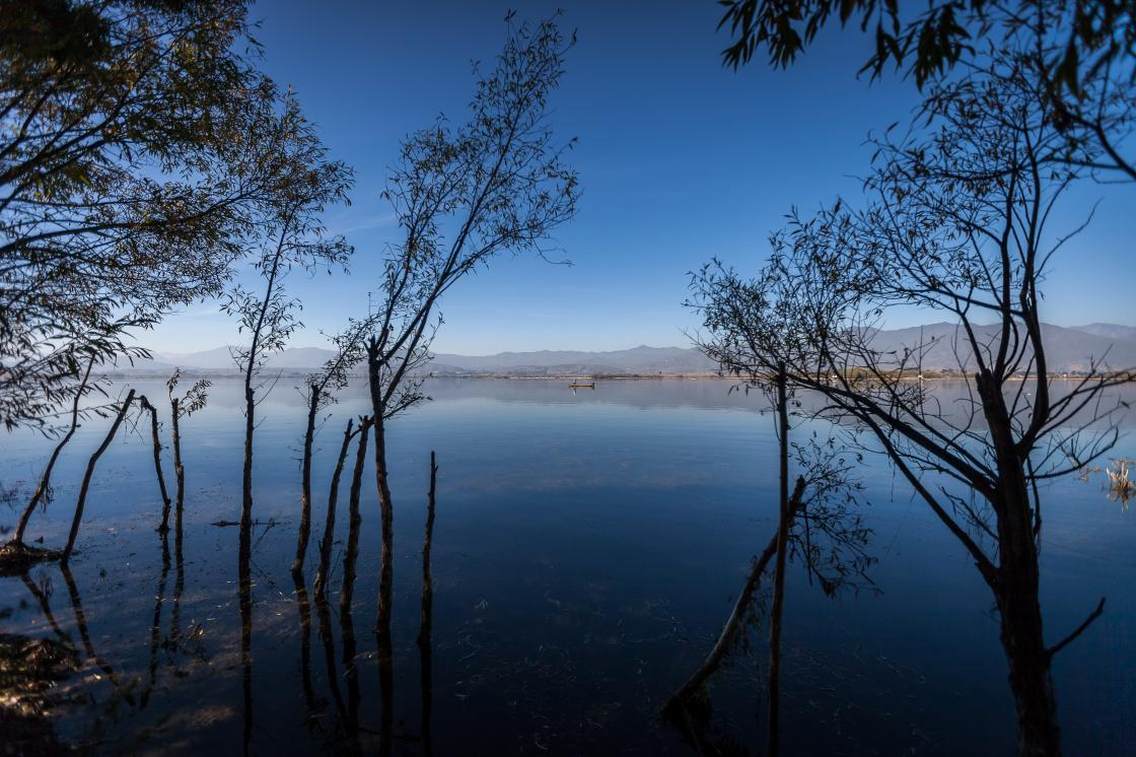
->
[340,415,370,752]
[418,451,437,647]
[767,367,790,756]
[340,416,372,616]
[665,476,807,713]
[292,571,317,718]
[241,378,255,533]
[63,389,136,562]
[419,450,437,756]
[293,386,321,577]
[140,396,173,533]
[367,351,395,642]
[170,397,186,518]
[314,418,355,600]
[238,521,254,757]
[13,358,94,545]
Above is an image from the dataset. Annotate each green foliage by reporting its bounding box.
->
[718,0,1135,94]
[0,1,334,429]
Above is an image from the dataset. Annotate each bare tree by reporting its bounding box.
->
[362,15,579,642]
[691,55,1133,754]
[222,94,352,539]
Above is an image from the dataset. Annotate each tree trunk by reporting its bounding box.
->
[293,386,321,577]
[420,450,438,756]
[367,351,395,643]
[339,416,369,750]
[63,389,135,562]
[978,369,1061,756]
[292,571,316,716]
[419,450,437,648]
[238,521,253,756]
[665,477,807,713]
[13,358,94,545]
[768,367,790,756]
[314,417,355,600]
[140,397,173,533]
[340,416,372,616]
[170,397,186,518]
[241,380,255,533]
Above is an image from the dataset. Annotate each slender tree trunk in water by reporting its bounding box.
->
[143,532,171,707]
[419,451,437,647]
[768,367,790,756]
[14,358,94,545]
[292,571,316,717]
[241,380,255,533]
[977,370,1061,756]
[664,477,806,714]
[315,595,346,717]
[170,397,186,519]
[339,416,370,752]
[367,350,395,642]
[294,387,321,577]
[238,522,253,757]
[172,505,185,649]
[140,397,173,533]
[63,390,136,562]
[315,418,355,600]
[419,450,437,756]
[340,416,372,616]
[60,563,115,679]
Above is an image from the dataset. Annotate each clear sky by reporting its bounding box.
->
[142,0,1135,356]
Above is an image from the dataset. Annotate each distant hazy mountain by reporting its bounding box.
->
[430,345,718,375]
[1071,323,1136,343]
[866,322,1136,373]
[118,322,1136,376]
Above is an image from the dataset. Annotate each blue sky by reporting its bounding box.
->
[142,0,1135,356]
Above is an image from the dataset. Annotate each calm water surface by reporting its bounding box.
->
[1,378,1133,755]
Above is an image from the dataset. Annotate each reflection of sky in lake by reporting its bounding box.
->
[1,378,1133,754]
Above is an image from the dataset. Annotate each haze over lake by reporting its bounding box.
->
[2,378,1132,754]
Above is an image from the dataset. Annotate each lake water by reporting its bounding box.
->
[1,378,1133,755]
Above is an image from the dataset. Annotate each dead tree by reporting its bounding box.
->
[363,15,579,644]
[62,389,136,563]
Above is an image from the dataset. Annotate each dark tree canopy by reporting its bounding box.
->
[0,0,326,429]
[718,0,1135,92]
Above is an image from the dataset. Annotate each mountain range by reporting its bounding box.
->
[117,322,1136,377]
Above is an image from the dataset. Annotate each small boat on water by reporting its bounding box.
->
[569,379,596,389]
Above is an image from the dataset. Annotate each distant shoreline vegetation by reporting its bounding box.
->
[94,368,1118,382]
